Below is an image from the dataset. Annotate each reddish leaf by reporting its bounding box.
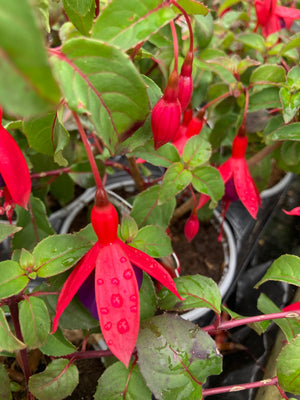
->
[95,243,140,368]
[52,243,100,332]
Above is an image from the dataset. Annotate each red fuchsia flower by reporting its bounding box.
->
[0,107,31,222]
[282,301,300,312]
[52,189,182,367]
[283,207,300,216]
[178,50,193,111]
[218,135,261,219]
[184,210,199,242]
[151,70,182,150]
[172,109,204,155]
[254,0,300,38]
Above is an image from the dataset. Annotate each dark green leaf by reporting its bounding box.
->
[63,0,95,35]
[255,255,300,288]
[137,314,222,400]
[51,38,149,153]
[277,335,300,395]
[222,305,270,335]
[194,13,214,49]
[12,196,55,252]
[94,361,152,400]
[158,163,192,205]
[192,166,224,202]
[249,87,281,112]
[19,297,50,349]
[158,275,221,315]
[92,0,177,50]
[0,308,26,352]
[0,223,22,243]
[0,0,60,117]
[0,364,12,400]
[140,273,156,321]
[28,359,79,400]
[33,234,92,278]
[0,261,29,299]
[131,225,173,257]
[40,328,76,356]
[131,185,176,229]
[237,33,266,52]
[265,123,300,144]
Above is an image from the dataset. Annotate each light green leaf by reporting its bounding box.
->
[158,163,192,205]
[265,122,300,144]
[19,297,50,349]
[0,364,12,400]
[0,223,22,243]
[94,361,152,400]
[0,261,29,299]
[40,328,76,356]
[182,136,211,168]
[131,225,173,257]
[174,0,208,15]
[63,0,95,35]
[277,335,300,395]
[28,359,79,400]
[255,255,300,288]
[250,64,286,84]
[131,142,180,168]
[0,308,26,352]
[0,0,60,117]
[238,33,266,52]
[192,166,224,202]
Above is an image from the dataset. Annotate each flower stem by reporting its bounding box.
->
[201,91,232,112]
[170,20,179,72]
[72,111,103,190]
[171,0,193,51]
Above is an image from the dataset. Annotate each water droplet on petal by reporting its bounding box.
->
[130,306,137,312]
[111,277,119,285]
[104,322,112,331]
[100,307,109,314]
[111,294,123,308]
[107,340,113,345]
[120,256,127,263]
[117,318,129,334]
[149,263,154,269]
[97,279,104,285]
[130,295,137,302]
[123,269,133,279]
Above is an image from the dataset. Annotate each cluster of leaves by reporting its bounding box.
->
[0,0,300,399]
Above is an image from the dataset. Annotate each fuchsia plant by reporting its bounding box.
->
[1,1,300,400]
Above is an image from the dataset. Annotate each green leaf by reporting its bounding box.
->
[19,297,50,349]
[158,163,192,205]
[265,123,300,144]
[120,215,138,242]
[131,185,176,229]
[0,223,22,243]
[257,293,300,342]
[28,359,79,400]
[12,196,55,252]
[182,136,211,168]
[0,308,26,352]
[33,234,92,278]
[0,0,60,117]
[51,38,149,153]
[192,166,224,202]
[140,273,156,321]
[250,64,286,84]
[222,305,270,335]
[194,13,214,49]
[137,314,222,400]
[32,0,50,33]
[277,335,300,395]
[40,328,76,356]
[92,0,178,50]
[174,0,208,15]
[237,33,266,52]
[0,364,12,400]
[131,225,173,257]
[94,361,152,400]
[0,261,29,299]
[280,141,300,167]
[63,0,95,35]
[280,66,300,123]
[255,255,300,288]
[249,87,281,112]
[281,33,300,55]
[158,275,221,315]
[131,142,180,168]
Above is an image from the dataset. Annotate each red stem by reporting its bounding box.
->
[203,310,300,334]
[171,0,193,51]
[170,20,179,72]
[203,377,278,397]
[72,111,103,190]
[201,91,232,112]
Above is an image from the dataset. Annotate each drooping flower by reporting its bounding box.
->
[178,50,193,111]
[151,70,182,150]
[254,0,300,38]
[184,210,199,242]
[52,188,182,367]
[218,135,261,219]
[283,207,300,216]
[0,107,31,222]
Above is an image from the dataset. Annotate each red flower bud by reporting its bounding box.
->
[91,193,119,245]
[151,70,181,150]
[178,51,193,111]
[184,212,199,242]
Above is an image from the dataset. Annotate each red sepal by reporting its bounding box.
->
[283,207,300,216]
[118,239,183,300]
[95,242,140,368]
[52,242,101,333]
[282,301,300,312]
[0,110,31,209]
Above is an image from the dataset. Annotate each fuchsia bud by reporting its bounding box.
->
[178,51,193,111]
[186,109,205,137]
[184,211,199,242]
[151,70,181,150]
